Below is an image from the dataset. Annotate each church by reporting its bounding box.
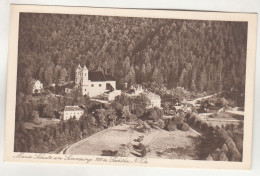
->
[75,64,121,100]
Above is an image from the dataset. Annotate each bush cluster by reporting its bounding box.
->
[184,111,243,161]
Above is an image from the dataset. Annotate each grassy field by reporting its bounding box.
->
[65,124,201,160]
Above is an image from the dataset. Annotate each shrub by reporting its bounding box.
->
[221,143,229,154]
[138,143,150,157]
[225,136,242,161]
[134,121,151,133]
[211,148,229,161]
[155,119,165,129]
[166,120,177,131]
[201,122,209,132]
[188,114,197,124]
[232,131,243,153]
[116,144,130,157]
[172,116,184,125]
[180,123,190,131]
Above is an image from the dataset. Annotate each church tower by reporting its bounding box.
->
[82,65,89,84]
[82,65,89,95]
[75,64,82,85]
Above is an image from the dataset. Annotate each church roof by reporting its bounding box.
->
[89,72,115,82]
[89,71,106,81]
[104,75,115,81]
[77,64,82,69]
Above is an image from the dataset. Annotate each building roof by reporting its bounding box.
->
[77,64,82,69]
[64,105,83,112]
[32,79,41,84]
[89,72,115,82]
[104,75,115,81]
[126,89,135,94]
[79,65,115,82]
[89,71,106,81]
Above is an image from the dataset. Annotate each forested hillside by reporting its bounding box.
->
[17,13,247,94]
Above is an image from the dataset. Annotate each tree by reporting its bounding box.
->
[95,109,107,129]
[125,66,136,88]
[152,68,163,85]
[191,67,197,92]
[44,67,53,86]
[16,106,24,122]
[178,68,187,88]
[24,69,33,95]
[121,106,131,122]
[199,68,207,92]
[53,65,61,84]
[59,67,68,84]
[140,64,146,83]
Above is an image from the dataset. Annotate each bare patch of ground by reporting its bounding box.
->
[65,124,201,160]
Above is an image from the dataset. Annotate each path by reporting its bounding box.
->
[185,94,217,106]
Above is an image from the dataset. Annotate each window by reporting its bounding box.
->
[99,84,102,87]
[91,84,94,87]
[85,73,86,76]
[85,89,86,91]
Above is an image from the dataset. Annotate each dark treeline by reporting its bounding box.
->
[17,13,247,94]
[185,111,243,161]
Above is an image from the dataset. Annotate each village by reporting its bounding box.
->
[30,64,162,122]
[16,64,244,161]
[30,64,242,126]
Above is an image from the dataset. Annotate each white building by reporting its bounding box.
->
[75,64,121,100]
[146,92,161,109]
[65,88,72,94]
[32,80,43,94]
[63,105,84,120]
[125,85,161,109]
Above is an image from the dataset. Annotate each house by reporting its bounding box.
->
[63,105,84,120]
[32,79,43,94]
[125,85,161,109]
[145,92,161,109]
[75,64,120,100]
[65,88,72,94]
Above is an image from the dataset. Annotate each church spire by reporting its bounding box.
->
[83,65,88,70]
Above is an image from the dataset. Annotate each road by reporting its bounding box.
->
[185,94,217,106]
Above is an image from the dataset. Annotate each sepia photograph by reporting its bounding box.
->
[4,5,257,169]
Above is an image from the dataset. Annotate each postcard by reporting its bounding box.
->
[5,4,257,169]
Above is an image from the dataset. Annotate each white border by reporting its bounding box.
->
[2,3,258,174]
